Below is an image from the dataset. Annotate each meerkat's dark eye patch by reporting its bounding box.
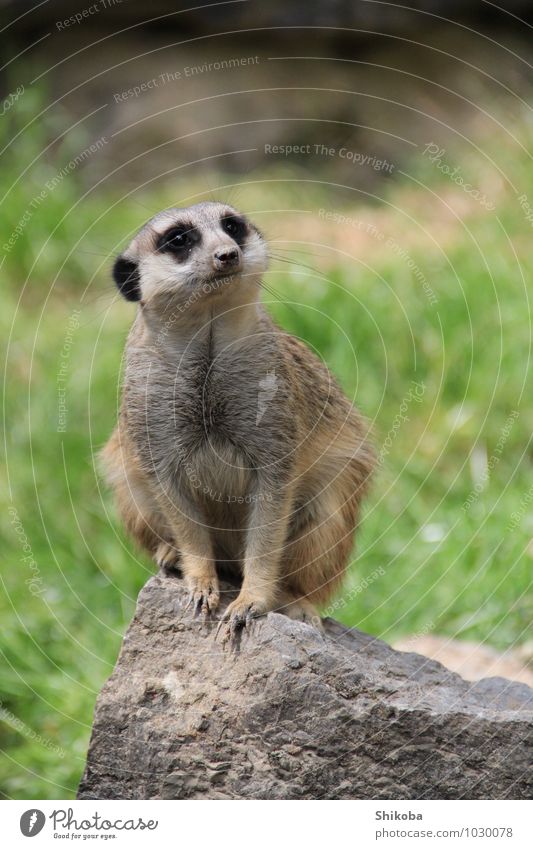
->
[113,256,141,302]
[221,213,248,246]
[157,223,201,260]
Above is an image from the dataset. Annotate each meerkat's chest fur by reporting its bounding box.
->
[124,320,296,500]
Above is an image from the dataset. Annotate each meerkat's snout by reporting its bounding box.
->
[111,202,269,305]
[213,245,241,273]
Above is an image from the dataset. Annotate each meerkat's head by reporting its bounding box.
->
[112,201,268,306]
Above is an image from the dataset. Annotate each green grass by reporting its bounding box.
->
[1,90,533,798]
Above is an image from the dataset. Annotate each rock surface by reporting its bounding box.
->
[78,573,533,800]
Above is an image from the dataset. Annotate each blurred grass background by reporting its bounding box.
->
[1,74,533,799]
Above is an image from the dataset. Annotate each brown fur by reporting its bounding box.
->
[102,202,375,638]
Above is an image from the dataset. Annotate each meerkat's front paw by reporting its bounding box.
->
[155,541,180,573]
[184,573,220,619]
[216,592,271,645]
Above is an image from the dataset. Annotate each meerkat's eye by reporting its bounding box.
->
[221,214,247,245]
[162,228,187,249]
[157,224,200,257]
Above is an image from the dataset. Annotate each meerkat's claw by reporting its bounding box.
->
[155,542,180,573]
[183,576,220,620]
[219,611,248,648]
[215,618,226,642]
[193,591,216,621]
[216,596,268,646]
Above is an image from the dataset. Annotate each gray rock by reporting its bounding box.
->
[78,573,533,799]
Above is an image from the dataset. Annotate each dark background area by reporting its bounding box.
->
[2,0,533,185]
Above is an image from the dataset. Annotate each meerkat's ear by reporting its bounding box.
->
[112,255,141,302]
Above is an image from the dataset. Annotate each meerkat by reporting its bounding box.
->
[101,202,375,641]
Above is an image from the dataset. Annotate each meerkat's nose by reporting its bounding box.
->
[213,246,240,271]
